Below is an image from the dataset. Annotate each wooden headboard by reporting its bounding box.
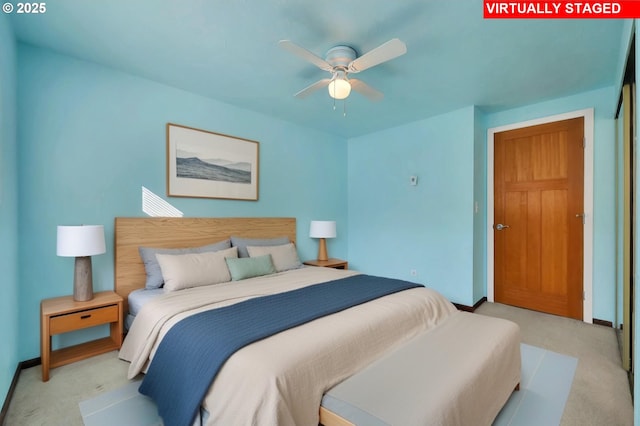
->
[114,217,296,316]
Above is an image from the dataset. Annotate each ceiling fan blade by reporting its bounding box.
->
[348,38,407,73]
[349,79,384,101]
[294,78,332,98]
[279,40,333,72]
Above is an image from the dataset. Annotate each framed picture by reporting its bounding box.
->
[166,123,259,200]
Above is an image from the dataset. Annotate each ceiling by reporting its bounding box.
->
[9,1,625,138]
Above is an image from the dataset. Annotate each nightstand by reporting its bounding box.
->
[303,258,349,270]
[40,291,123,382]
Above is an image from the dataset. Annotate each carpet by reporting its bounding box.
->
[79,343,577,426]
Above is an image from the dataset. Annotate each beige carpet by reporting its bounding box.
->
[476,302,633,426]
[5,351,131,425]
[4,302,634,425]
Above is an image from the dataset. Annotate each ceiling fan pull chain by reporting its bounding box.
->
[333,95,336,111]
[343,99,347,117]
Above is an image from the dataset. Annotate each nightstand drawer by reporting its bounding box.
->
[50,305,118,334]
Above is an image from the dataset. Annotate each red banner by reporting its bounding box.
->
[484,1,640,18]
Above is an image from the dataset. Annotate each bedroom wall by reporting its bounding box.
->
[484,86,618,322]
[347,106,477,306]
[473,106,487,304]
[0,14,19,405]
[347,87,617,318]
[16,43,348,360]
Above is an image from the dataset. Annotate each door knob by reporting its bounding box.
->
[495,223,510,231]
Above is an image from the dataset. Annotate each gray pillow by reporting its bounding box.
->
[230,236,290,258]
[225,255,276,281]
[246,243,302,272]
[139,239,231,289]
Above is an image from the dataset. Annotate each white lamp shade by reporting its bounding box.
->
[328,79,351,100]
[309,221,337,239]
[57,225,106,257]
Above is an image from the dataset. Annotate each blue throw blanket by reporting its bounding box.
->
[139,274,420,426]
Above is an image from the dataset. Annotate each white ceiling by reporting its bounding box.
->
[9,0,626,137]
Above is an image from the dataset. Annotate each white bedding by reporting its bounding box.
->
[119,267,459,426]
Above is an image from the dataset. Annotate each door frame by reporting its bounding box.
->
[486,108,594,323]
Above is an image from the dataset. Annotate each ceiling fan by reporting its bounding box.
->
[279,38,407,102]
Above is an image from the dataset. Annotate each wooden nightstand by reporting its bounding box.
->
[303,258,349,270]
[40,291,123,382]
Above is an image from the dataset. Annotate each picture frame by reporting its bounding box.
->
[166,123,259,200]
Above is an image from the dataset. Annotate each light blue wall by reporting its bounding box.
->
[0,14,19,404]
[347,87,617,316]
[484,86,618,322]
[347,106,477,306]
[473,106,487,303]
[16,44,348,359]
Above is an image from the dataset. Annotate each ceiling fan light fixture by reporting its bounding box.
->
[328,78,351,100]
[280,38,406,102]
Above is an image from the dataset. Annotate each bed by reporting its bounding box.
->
[115,217,521,426]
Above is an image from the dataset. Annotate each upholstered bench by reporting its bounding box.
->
[319,311,521,426]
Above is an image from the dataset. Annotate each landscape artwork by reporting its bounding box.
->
[167,123,259,200]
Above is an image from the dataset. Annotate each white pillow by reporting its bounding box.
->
[246,243,302,272]
[155,246,238,292]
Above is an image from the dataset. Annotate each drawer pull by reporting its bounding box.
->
[80,314,91,319]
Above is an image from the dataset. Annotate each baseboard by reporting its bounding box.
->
[0,357,40,425]
[0,364,21,426]
[452,299,614,327]
[453,297,487,313]
[593,318,613,328]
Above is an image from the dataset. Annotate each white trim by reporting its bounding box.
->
[487,108,594,323]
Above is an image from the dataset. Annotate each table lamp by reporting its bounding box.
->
[57,225,106,301]
[309,220,336,261]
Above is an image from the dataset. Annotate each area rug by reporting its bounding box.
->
[493,343,578,426]
[79,343,577,426]
[79,379,160,426]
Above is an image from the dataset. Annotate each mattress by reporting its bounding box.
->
[125,288,165,330]
[128,288,166,316]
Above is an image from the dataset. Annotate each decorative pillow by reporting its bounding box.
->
[246,243,302,272]
[225,255,276,281]
[230,236,290,258]
[138,239,231,289]
[155,246,238,292]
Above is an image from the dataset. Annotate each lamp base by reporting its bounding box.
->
[74,256,94,302]
[317,238,329,261]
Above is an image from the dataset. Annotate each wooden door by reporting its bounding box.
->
[494,117,584,320]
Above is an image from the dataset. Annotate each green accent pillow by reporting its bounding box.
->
[225,255,277,281]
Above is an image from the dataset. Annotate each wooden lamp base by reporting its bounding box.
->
[317,238,329,261]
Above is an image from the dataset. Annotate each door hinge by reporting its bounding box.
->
[583,291,586,301]
[582,137,586,149]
